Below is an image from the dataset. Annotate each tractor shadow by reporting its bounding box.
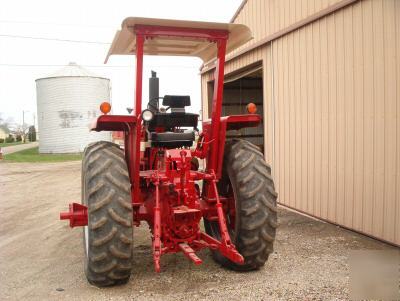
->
[126,224,254,295]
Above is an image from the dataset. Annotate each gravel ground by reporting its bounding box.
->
[0,161,396,300]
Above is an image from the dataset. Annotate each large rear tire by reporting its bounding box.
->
[204,139,278,271]
[82,141,133,287]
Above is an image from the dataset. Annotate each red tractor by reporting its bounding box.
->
[60,17,277,287]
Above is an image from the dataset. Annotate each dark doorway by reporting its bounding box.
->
[207,65,264,151]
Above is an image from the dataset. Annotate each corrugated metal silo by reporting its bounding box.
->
[35,62,111,153]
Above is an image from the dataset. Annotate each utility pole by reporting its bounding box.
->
[22,110,29,143]
[22,110,25,143]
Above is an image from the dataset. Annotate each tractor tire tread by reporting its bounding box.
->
[82,141,133,287]
[204,138,277,271]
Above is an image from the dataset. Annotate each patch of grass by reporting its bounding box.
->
[0,141,23,148]
[3,147,82,163]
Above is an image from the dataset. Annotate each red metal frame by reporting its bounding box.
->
[203,114,262,178]
[60,24,261,273]
[207,39,227,173]
[60,203,87,227]
[132,33,145,199]
[133,25,229,41]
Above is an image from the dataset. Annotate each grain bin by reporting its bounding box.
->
[36,62,111,153]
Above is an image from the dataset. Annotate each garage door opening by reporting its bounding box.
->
[207,63,264,151]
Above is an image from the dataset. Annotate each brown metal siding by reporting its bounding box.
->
[267,0,400,245]
[201,0,400,246]
[231,0,344,54]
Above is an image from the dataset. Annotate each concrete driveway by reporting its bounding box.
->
[1,141,38,155]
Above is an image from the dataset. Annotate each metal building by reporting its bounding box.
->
[36,62,111,153]
[201,0,400,246]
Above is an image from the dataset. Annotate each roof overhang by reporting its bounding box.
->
[105,17,252,63]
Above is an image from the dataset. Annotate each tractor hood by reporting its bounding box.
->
[104,17,252,63]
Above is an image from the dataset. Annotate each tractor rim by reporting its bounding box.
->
[226,178,238,240]
[84,225,89,256]
[221,177,237,241]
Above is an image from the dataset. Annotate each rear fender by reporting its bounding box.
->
[90,115,137,132]
[90,114,138,180]
[203,114,261,179]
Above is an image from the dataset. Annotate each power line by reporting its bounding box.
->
[0,63,129,68]
[0,19,114,28]
[0,34,110,44]
[0,63,197,69]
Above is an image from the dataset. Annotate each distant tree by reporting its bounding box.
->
[28,126,36,142]
[5,135,15,143]
[16,134,22,142]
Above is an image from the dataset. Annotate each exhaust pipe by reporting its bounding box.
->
[149,70,159,112]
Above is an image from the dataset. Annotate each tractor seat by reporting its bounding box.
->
[151,131,195,148]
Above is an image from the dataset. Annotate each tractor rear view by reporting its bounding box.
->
[60,17,277,286]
